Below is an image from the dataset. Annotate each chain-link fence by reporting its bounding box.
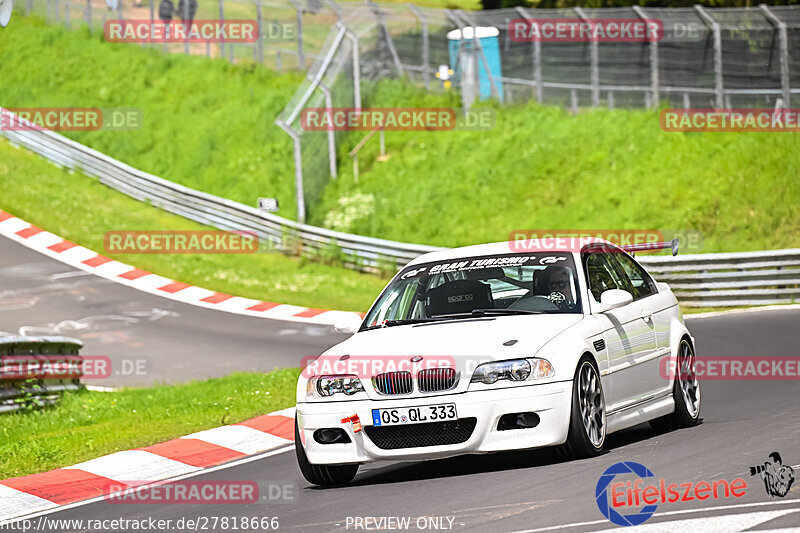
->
[272,3,800,221]
[18,0,800,221]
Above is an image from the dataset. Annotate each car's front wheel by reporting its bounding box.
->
[650,338,701,432]
[563,356,606,458]
[295,419,359,486]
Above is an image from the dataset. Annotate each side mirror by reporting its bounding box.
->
[333,312,363,335]
[596,289,633,313]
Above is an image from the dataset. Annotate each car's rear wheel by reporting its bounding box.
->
[650,338,701,432]
[295,419,359,486]
[563,356,606,458]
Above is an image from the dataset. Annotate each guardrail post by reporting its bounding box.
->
[632,5,659,109]
[516,7,542,104]
[574,7,599,108]
[694,5,724,109]
[408,4,430,88]
[760,4,791,108]
[0,336,84,414]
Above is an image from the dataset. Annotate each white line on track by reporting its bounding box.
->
[0,444,295,527]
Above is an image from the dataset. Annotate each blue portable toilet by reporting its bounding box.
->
[447,26,504,103]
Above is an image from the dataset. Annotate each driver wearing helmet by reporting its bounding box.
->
[543,266,575,310]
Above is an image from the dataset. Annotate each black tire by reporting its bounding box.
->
[563,356,606,459]
[295,419,358,486]
[650,338,701,432]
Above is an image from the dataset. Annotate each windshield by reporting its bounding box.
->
[362,252,582,330]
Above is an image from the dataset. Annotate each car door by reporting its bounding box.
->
[609,252,673,399]
[583,250,657,412]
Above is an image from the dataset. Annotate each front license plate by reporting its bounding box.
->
[371,403,457,427]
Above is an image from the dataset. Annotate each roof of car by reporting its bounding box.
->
[406,237,618,267]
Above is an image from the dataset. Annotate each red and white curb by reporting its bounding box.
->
[0,210,360,325]
[0,406,296,522]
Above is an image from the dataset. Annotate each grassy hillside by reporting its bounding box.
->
[0,139,388,311]
[0,17,304,219]
[2,16,798,255]
[313,82,800,253]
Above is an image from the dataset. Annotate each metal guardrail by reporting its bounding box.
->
[0,108,442,272]
[2,108,798,305]
[0,336,84,413]
[638,249,800,307]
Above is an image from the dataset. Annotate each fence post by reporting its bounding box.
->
[182,0,190,55]
[694,5,724,109]
[289,0,305,69]
[632,5,658,109]
[760,4,791,108]
[256,0,264,64]
[218,0,226,61]
[318,82,338,179]
[367,0,404,76]
[326,0,342,20]
[277,120,306,224]
[86,0,92,34]
[456,10,501,102]
[342,24,361,111]
[571,89,578,113]
[516,7,542,104]
[408,4,430,88]
[574,7,599,108]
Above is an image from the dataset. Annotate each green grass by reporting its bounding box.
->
[0,369,299,479]
[4,16,798,259]
[0,140,389,311]
[0,17,304,219]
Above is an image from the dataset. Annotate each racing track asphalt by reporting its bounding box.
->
[5,233,800,532]
[0,236,348,387]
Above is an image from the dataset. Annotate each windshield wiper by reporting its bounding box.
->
[361,317,451,331]
[470,308,543,316]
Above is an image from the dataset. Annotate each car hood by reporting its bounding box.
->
[310,314,583,399]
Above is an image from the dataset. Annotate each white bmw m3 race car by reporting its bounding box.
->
[295,238,701,486]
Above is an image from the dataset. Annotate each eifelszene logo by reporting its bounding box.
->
[596,461,748,527]
[749,452,795,498]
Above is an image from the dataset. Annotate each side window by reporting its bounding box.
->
[612,254,657,300]
[584,253,623,301]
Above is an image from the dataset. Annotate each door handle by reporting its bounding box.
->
[642,310,653,322]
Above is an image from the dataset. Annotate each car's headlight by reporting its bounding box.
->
[470,358,554,385]
[309,375,365,397]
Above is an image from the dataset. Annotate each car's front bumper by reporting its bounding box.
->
[296,380,573,465]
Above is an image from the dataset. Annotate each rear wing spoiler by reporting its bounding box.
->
[620,238,680,257]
